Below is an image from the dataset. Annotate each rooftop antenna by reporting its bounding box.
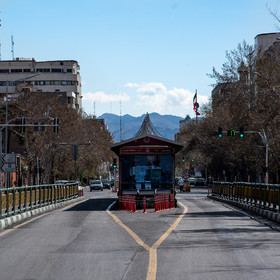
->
[11,35,14,60]
[93,101,96,116]
[120,100,122,141]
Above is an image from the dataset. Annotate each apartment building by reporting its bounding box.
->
[0,58,82,111]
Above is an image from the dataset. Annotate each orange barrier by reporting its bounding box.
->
[119,195,136,212]
[155,194,173,212]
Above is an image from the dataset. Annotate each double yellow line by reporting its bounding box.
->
[107,202,188,280]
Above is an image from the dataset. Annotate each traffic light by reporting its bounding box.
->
[228,130,235,136]
[239,127,244,138]
[218,127,223,138]
[113,158,117,168]
[182,157,185,162]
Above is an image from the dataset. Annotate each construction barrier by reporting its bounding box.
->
[119,195,136,212]
[119,194,175,212]
[185,183,191,192]
[155,194,173,212]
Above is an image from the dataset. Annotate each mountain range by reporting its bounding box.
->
[98,113,184,142]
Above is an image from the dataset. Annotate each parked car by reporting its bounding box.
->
[55,180,68,185]
[101,179,110,189]
[195,178,207,186]
[90,180,103,191]
[110,178,115,187]
[188,177,196,185]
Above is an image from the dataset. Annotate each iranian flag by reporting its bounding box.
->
[193,91,200,115]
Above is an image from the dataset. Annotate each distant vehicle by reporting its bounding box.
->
[55,180,68,185]
[90,180,103,191]
[101,179,110,189]
[195,178,207,186]
[188,177,196,185]
[110,179,115,187]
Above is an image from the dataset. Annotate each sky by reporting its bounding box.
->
[1,0,280,118]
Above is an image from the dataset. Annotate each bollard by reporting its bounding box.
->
[133,196,136,212]
[143,196,146,213]
[155,195,158,212]
[165,194,169,209]
[170,194,174,208]
[119,196,122,210]
[161,195,164,210]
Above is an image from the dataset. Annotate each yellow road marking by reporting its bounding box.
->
[108,210,150,251]
[107,201,188,280]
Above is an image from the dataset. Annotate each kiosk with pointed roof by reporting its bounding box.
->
[111,113,183,209]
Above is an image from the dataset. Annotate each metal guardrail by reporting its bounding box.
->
[0,182,78,218]
[212,181,280,212]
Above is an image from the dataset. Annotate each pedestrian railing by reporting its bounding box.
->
[212,181,280,212]
[0,182,78,218]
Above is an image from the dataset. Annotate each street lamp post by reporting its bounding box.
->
[245,130,269,184]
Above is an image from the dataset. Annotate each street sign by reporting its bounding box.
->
[0,153,16,172]
[0,163,16,173]
[3,153,16,163]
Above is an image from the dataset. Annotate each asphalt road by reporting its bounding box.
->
[0,186,279,280]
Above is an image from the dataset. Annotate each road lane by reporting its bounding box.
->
[0,187,279,280]
[0,189,148,280]
[157,187,280,280]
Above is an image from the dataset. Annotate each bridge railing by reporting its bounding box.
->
[212,181,280,212]
[0,182,78,218]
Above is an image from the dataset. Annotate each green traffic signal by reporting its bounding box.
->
[240,127,244,138]
[228,130,235,136]
[218,127,223,138]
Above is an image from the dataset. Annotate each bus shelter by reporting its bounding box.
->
[111,113,182,211]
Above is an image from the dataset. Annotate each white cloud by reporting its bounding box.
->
[124,82,140,88]
[83,91,130,104]
[132,82,209,116]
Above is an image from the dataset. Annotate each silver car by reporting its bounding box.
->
[90,180,103,191]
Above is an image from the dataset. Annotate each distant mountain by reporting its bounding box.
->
[98,113,184,142]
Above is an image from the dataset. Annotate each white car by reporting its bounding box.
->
[188,177,196,185]
[90,180,103,191]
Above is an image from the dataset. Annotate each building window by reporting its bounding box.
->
[11,69,23,73]
[0,81,7,86]
[0,69,9,73]
[23,69,31,73]
[51,69,62,73]
[67,69,72,73]
[36,68,50,73]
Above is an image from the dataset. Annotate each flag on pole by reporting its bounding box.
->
[193,91,200,115]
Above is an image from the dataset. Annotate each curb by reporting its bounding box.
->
[208,195,280,224]
[0,197,81,231]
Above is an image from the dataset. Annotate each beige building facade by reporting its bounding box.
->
[0,58,82,111]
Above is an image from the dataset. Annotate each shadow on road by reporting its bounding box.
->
[65,198,117,212]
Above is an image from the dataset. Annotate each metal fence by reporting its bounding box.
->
[0,182,78,218]
[212,181,280,212]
